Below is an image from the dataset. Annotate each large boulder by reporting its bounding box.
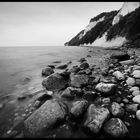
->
[42,73,68,91]
[23,99,67,137]
[70,100,88,119]
[103,118,128,137]
[84,104,110,134]
[110,52,130,61]
[42,67,54,77]
[113,71,125,81]
[111,102,125,117]
[70,74,89,88]
[95,82,117,96]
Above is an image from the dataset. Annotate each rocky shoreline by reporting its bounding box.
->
[2,47,140,138]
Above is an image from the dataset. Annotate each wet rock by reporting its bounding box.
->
[111,102,125,117]
[56,64,67,69]
[95,82,117,96]
[132,90,140,96]
[84,104,110,134]
[125,104,138,113]
[129,86,139,92]
[133,95,140,104]
[113,71,125,81]
[136,110,140,120]
[70,74,89,88]
[119,59,135,66]
[61,87,75,99]
[23,99,67,137]
[83,91,97,101]
[79,62,89,70]
[70,100,88,119]
[126,77,135,87]
[110,52,130,61]
[103,118,128,137]
[42,73,68,91]
[132,70,140,78]
[42,67,54,77]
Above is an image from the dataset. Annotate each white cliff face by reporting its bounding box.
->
[78,16,105,39]
[112,2,140,25]
[91,32,127,47]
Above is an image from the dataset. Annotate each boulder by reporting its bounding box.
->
[79,62,89,69]
[95,82,117,96]
[110,52,130,61]
[42,67,54,77]
[42,73,68,91]
[70,100,88,119]
[119,59,135,66]
[125,104,138,113]
[23,99,67,137]
[132,95,140,104]
[126,77,135,87]
[136,110,140,120]
[113,71,125,81]
[84,104,110,134]
[56,64,67,69]
[132,90,140,96]
[132,70,140,78]
[70,74,89,88]
[103,118,128,137]
[111,102,125,117]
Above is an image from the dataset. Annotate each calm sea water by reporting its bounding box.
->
[0,46,90,96]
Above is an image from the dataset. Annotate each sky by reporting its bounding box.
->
[0,2,123,46]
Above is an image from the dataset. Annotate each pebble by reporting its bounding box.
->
[113,71,125,81]
[126,77,135,87]
[122,98,129,103]
[132,70,140,78]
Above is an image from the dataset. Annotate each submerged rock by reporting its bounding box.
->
[42,73,68,91]
[70,100,88,119]
[111,102,124,117]
[23,99,67,137]
[103,118,128,137]
[95,82,117,96]
[84,104,110,134]
[42,67,54,77]
[70,74,89,88]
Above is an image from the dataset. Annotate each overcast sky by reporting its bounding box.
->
[0,2,123,46]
